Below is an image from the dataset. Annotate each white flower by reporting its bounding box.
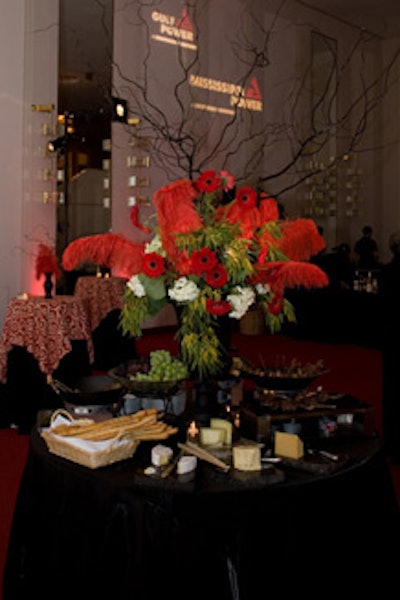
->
[145,233,166,256]
[168,277,200,302]
[227,286,256,319]
[255,282,271,295]
[127,274,146,297]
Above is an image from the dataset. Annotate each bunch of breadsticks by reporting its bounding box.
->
[50,408,178,442]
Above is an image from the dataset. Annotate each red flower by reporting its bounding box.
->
[190,248,217,274]
[206,298,231,316]
[236,186,257,208]
[205,264,228,288]
[197,170,221,193]
[268,294,284,315]
[35,244,61,279]
[142,252,164,277]
[219,170,235,191]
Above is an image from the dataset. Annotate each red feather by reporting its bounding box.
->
[258,195,280,222]
[153,179,202,262]
[217,200,261,239]
[252,260,328,292]
[62,233,145,278]
[277,219,326,261]
[130,205,151,234]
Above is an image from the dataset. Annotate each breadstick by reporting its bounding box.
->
[134,427,178,441]
[51,409,157,438]
[80,419,166,441]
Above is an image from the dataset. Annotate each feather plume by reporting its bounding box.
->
[153,179,202,260]
[218,201,261,239]
[258,195,280,222]
[277,219,326,261]
[252,260,328,292]
[62,233,145,278]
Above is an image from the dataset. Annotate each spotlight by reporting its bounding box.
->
[47,136,67,153]
[112,96,128,123]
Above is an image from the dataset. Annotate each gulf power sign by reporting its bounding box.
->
[151,8,197,50]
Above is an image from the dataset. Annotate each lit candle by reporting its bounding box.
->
[187,420,199,440]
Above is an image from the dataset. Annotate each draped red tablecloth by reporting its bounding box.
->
[73,276,128,332]
[0,295,94,382]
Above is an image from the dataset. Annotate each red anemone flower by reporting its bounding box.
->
[236,186,257,208]
[205,264,228,288]
[142,252,165,277]
[190,248,218,274]
[205,298,232,316]
[197,170,221,193]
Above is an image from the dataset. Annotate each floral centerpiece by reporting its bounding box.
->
[120,170,328,381]
[35,243,61,280]
[35,243,61,298]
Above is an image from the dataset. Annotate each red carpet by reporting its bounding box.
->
[0,331,396,599]
[137,329,383,433]
[0,428,29,595]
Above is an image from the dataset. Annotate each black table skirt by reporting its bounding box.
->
[3,429,400,599]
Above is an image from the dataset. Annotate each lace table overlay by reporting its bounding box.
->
[74,276,127,332]
[0,295,94,381]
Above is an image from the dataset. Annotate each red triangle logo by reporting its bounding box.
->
[245,77,262,100]
[176,8,193,31]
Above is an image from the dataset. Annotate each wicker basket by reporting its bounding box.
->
[240,305,266,335]
[40,410,140,469]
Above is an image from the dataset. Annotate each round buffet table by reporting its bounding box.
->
[3,428,400,599]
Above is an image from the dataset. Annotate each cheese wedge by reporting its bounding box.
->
[232,443,261,471]
[210,418,233,445]
[199,427,225,446]
[274,431,304,459]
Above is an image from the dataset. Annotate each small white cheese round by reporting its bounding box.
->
[177,455,197,475]
[151,444,173,467]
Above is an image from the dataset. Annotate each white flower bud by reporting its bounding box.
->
[127,274,146,297]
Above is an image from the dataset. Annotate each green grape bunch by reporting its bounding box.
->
[132,350,188,382]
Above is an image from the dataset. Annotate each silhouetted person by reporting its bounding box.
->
[354,225,379,270]
[311,242,354,290]
[381,231,400,462]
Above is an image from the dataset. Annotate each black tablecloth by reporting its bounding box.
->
[3,429,399,599]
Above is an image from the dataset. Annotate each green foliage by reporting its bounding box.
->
[120,290,147,337]
[180,329,223,381]
[120,288,167,337]
[139,273,166,300]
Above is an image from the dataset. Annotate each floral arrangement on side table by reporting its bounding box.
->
[120,170,329,381]
[35,243,61,280]
[35,243,61,298]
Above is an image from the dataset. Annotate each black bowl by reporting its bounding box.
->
[108,360,183,398]
[247,372,320,393]
[55,375,125,406]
